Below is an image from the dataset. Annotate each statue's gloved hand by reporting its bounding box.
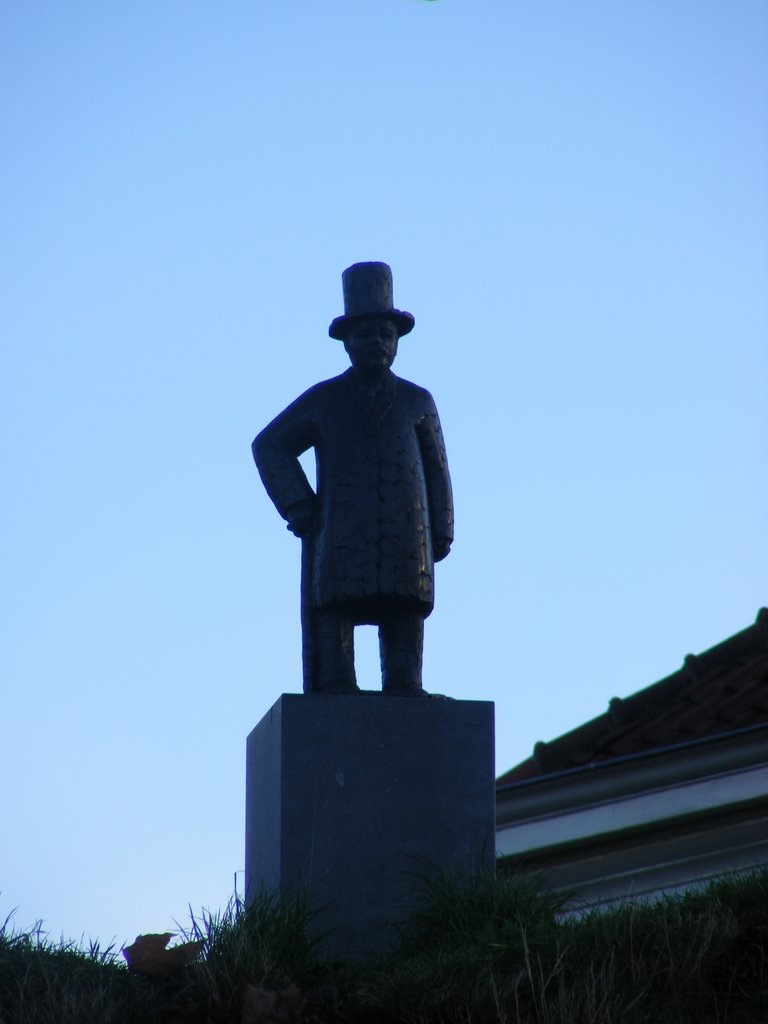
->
[285,498,318,538]
[433,537,452,561]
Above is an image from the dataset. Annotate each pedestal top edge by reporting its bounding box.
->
[272,691,494,707]
[246,692,494,737]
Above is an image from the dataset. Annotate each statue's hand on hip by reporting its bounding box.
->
[285,498,318,539]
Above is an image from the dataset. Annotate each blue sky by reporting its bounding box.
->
[2,1,766,948]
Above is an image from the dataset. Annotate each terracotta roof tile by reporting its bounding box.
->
[497,608,768,786]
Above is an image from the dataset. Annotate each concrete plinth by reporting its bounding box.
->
[245,693,495,958]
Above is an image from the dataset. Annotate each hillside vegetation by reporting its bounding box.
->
[1,870,765,1023]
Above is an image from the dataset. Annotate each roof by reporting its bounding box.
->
[497,608,768,787]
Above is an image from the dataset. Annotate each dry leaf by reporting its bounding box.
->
[122,932,203,977]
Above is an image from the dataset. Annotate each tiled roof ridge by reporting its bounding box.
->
[498,607,768,784]
[608,606,768,718]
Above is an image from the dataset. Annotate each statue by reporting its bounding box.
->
[253,262,453,695]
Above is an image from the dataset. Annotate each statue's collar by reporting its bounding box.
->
[343,369,398,429]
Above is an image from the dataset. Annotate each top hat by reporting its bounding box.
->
[329,262,415,340]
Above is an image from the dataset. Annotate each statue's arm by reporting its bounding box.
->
[252,395,318,537]
[417,396,454,562]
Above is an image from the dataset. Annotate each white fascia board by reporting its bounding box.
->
[496,763,768,859]
[497,726,768,826]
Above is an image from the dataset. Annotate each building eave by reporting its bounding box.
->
[497,723,768,860]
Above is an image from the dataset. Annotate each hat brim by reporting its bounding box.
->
[328,309,415,341]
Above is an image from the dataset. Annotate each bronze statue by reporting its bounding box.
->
[253,262,453,695]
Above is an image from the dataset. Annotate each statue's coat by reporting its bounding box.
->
[254,368,453,617]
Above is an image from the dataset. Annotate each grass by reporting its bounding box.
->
[1,871,766,1023]
[363,870,768,1024]
[178,889,321,1021]
[0,917,158,1024]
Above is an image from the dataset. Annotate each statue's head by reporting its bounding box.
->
[344,317,399,373]
[329,262,414,343]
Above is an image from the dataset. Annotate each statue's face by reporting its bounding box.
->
[344,318,399,373]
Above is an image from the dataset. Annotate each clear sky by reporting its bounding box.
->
[2,1,766,949]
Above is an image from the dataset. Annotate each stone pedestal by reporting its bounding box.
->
[245,693,495,958]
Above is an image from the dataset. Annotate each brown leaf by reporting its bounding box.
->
[241,983,306,1024]
[122,932,203,977]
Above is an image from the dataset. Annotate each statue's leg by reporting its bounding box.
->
[300,534,316,693]
[379,611,426,695]
[313,609,359,694]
